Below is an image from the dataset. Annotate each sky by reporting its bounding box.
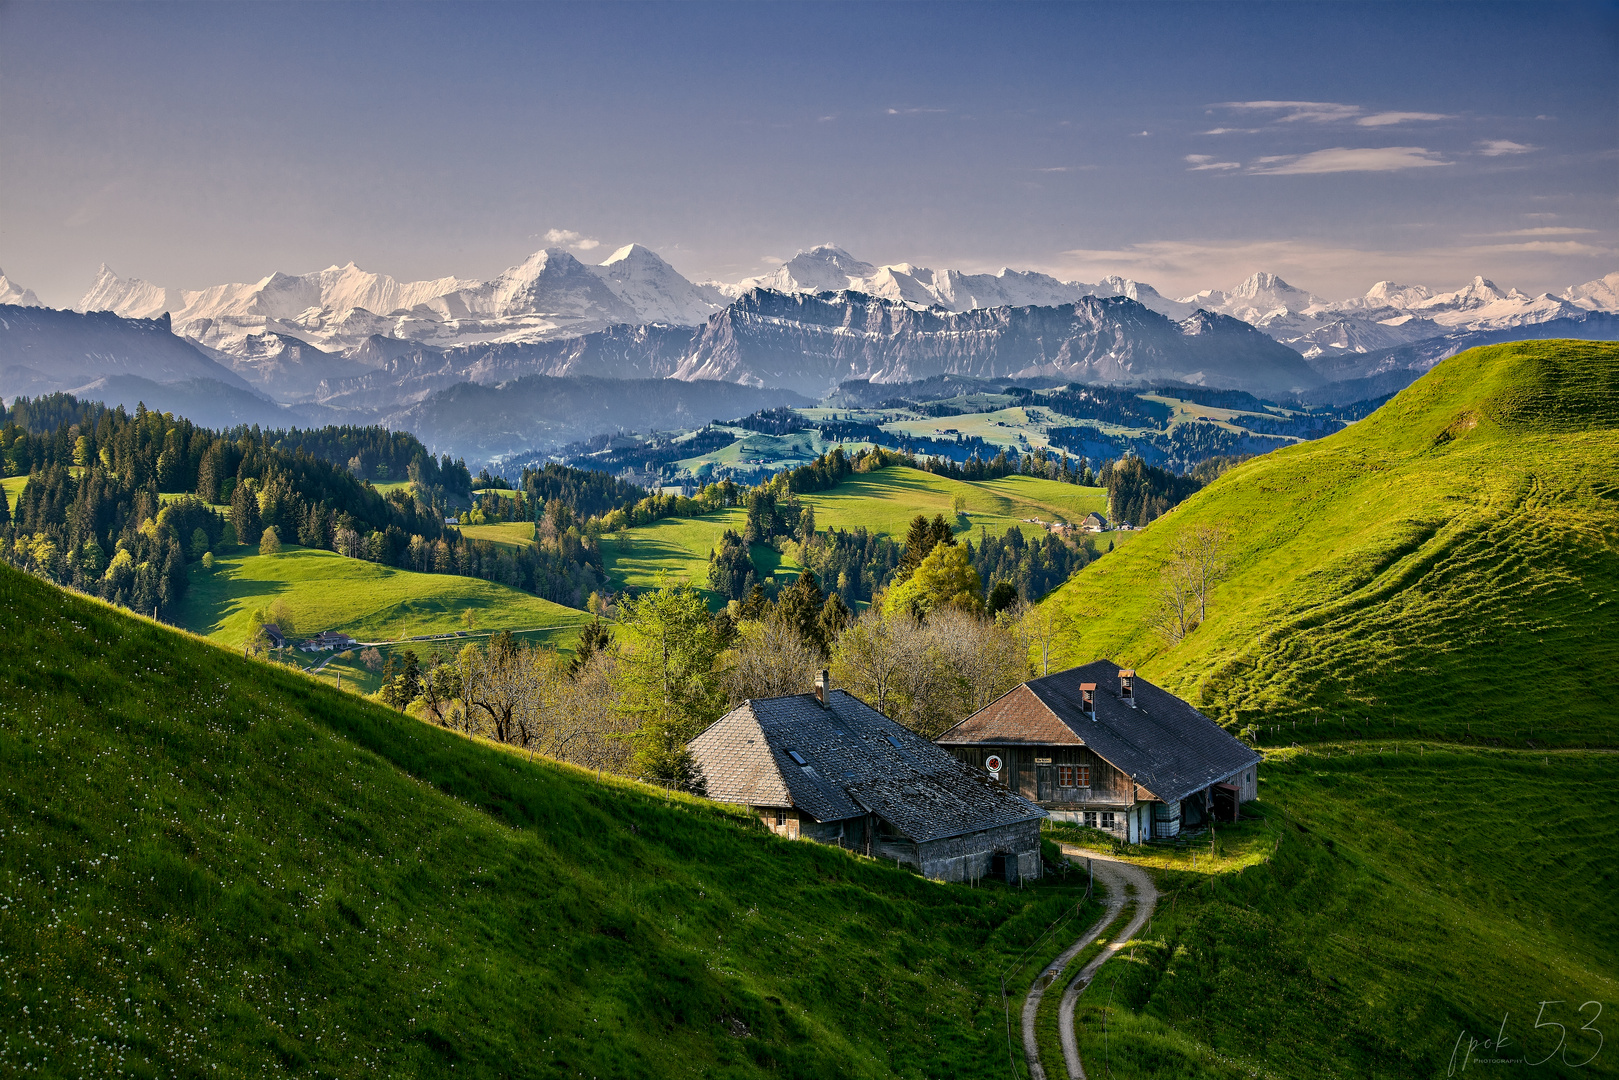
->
[2,1,1615,308]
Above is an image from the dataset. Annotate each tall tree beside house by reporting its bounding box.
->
[776,569,829,652]
[615,579,726,788]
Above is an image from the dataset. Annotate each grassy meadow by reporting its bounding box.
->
[1,562,1104,1079]
[456,521,537,549]
[1040,341,1619,748]
[1060,746,1617,1079]
[601,467,1108,595]
[173,546,588,649]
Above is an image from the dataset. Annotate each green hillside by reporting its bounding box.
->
[1041,341,1619,748]
[1064,745,1617,1078]
[602,467,1107,594]
[174,547,588,648]
[0,563,1102,1079]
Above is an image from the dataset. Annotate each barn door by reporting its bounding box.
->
[1036,765,1055,802]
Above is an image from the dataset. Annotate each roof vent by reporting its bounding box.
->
[1080,682,1097,720]
[1119,669,1136,707]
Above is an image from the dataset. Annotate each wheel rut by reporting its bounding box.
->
[1019,846,1157,1080]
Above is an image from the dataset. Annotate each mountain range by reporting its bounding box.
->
[2,247,1616,461]
[32,245,1617,365]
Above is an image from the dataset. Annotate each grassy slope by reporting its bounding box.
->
[1041,341,1619,748]
[2,474,27,506]
[457,521,537,550]
[173,547,588,649]
[1063,747,1617,1079]
[0,563,1104,1079]
[602,468,1107,594]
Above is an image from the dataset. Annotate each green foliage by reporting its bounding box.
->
[1044,341,1619,747]
[616,579,728,781]
[884,542,983,618]
[0,560,1098,1078]
[258,524,281,555]
[705,528,757,601]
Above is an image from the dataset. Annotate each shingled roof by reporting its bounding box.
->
[689,690,1044,844]
[938,660,1260,805]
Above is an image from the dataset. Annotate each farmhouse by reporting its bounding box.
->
[1082,512,1108,532]
[937,661,1260,844]
[688,674,1046,882]
[261,623,286,650]
[298,630,359,652]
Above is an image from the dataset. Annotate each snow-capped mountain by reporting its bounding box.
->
[0,270,41,308]
[708,245,1193,319]
[76,247,727,359]
[64,240,1618,379]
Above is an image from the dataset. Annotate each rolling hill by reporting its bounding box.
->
[173,547,589,648]
[0,561,1104,1078]
[1039,338,1619,748]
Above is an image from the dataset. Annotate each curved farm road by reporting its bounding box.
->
[1055,848,1157,1080]
[1018,847,1158,1080]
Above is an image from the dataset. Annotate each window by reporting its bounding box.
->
[1100,811,1115,829]
[1082,811,1097,828]
[786,749,808,766]
[774,809,786,827]
[1057,765,1091,788]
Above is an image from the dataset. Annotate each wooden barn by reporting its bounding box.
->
[936,660,1260,844]
[688,674,1047,882]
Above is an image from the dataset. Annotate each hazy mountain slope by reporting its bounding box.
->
[0,304,256,399]
[0,561,1095,1079]
[391,375,811,461]
[1041,339,1619,747]
[676,290,1320,396]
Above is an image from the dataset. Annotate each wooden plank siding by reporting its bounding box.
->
[947,745,1134,808]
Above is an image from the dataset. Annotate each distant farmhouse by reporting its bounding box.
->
[1082,511,1108,532]
[688,674,1046,882]
[938,661,1260,844]
[261,624,286,650]
[298,630,359,653]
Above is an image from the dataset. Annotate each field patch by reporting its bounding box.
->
[173,546,587,648]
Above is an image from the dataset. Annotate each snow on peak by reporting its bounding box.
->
[1564,271,1619,311]
[0,269,42,308]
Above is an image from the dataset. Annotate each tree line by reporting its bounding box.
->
[375,529,1050,787]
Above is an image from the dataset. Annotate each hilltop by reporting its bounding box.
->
[1039,340,1619,747]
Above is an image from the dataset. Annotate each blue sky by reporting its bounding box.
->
[2,2,1614,306]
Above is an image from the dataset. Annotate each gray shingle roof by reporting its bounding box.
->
[940,660,1261,805]
[689,690,1044,843]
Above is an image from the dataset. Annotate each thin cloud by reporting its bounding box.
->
[542,228,601,251]
[1478,139,1537,156]
[1248,146,1450,175]
[1202,127,1262,135]
[1356,111,1452,126]
[1493,227,1595,237]
[885,107,947,116]
[1184,155,1240,172]
[1215,100,1363,123]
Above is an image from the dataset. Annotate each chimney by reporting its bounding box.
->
[1080,682,1097,720]
[815,669,831,707]
[1118,669,1136,707]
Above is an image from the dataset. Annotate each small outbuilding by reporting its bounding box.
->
[688,673,1046,882]
[937,661,1260,844]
